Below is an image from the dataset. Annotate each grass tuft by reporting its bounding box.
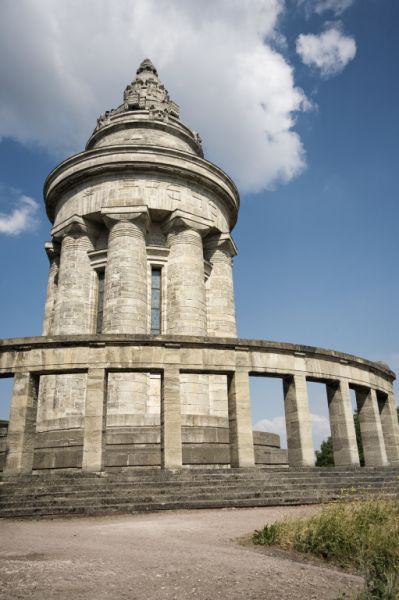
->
[253,496,399,599]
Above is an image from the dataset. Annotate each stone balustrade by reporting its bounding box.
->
[1,336,398,475]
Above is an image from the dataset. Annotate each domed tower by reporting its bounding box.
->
[36,59,245,470]
[3,60,397,483]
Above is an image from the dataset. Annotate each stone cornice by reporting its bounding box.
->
[101,205,150,231]
[51,214,100,241]
[204,233,237,257]
[162,209,214,236]
[0,334,395,381]
[86,114,203,157]
[43,145,240,227]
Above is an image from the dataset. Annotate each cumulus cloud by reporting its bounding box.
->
[0,192,39,236]
[254,413,331,449]
[0,0,309,193]
[297,0,354,17]
[296,26,356,77]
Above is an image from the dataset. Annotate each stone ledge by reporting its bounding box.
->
[43,145,240,224]
[0,334,395,380]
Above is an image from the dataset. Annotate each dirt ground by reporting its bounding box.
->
[0,506,363,600]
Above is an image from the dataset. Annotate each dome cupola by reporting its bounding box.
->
[86,58,203,157]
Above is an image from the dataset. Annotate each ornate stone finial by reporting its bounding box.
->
[123,58,180,120]
[94,59,180,132]
[136,58,158,76]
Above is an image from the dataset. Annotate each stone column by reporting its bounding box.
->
[4,372,38,475]
[161,367,182,468]
[327,380,359,466]
[164,212,211,336]
[42,241,60,336]
[283,374,314,467]
[102,207,150,334]
[52,217,97,335]
[228,369,255,468]
[377,391,399,465]
[82,368,107,472]
[204,234,237,338]
[355,387,388,467]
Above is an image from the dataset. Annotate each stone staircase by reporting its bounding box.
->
[1,467,398,519]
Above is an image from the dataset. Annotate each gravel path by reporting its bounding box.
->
[0,506,363,600]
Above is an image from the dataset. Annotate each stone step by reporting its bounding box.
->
[3,467,398,484]
[1,468,398,518]
[1,481,395,504]
[3,485,396,511]
[0,475,394,496]
[0,477,395,498]
[2,488,398,519]
[3,465,398,482]
[2,486,396,512]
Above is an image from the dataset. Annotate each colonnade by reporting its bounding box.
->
[3,357,399,475]
[44,210,237,338]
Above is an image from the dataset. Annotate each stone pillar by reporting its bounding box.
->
[42,241,60,336]
[82,368,107,472]
[283,374,314,467]
[102,207,150,334]
[161,367,182,468]
[228,369,255,468]
[377,391,399,465]
[355,387,388,467]
[52,217,97,335]
[4,372,38,475]
[205,234,237,338]
[327,380,359,466]
[164,212,211,336]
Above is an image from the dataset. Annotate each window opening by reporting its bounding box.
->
[96,270,105,334]
[151,268,162,335]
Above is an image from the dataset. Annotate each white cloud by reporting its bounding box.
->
[0,193,39,236]
[296,26,356,77]
[0,0,309,194]
[298,0,355,16]
[311,413,331,441]
[254,412,331,450]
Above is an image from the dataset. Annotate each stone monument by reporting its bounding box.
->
[1,59,399,479]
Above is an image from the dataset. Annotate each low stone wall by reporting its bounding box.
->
[30,425,286,471]
[253,431,288,466]
[33,429,83,470]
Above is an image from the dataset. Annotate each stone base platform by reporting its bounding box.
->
[1,466,398,519]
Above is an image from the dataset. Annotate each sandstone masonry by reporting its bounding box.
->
[1,59,398,476]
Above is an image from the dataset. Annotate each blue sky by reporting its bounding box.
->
[0,0,397,450]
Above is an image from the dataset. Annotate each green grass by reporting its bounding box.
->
[253,496,399,599]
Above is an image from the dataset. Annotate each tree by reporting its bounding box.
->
[315,436,334,466]
[316,408,399,467]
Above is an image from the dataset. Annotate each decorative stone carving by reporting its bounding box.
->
[94,58,179,134]
[123,58,179,118]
